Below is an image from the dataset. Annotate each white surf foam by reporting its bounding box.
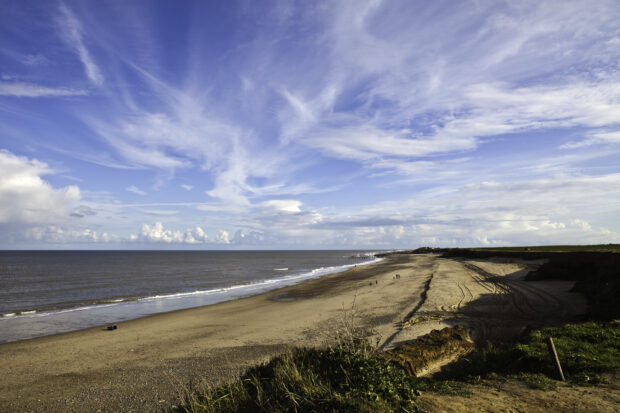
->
[0,255,384,322]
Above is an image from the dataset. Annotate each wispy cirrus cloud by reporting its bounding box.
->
[57,2,104,86]
[62,0,620,204]
[561,131,620,149]
[0,81,87,97]
[143,209,178,216]
[3,1,619,248]
[125,185,147,196]
[273,1,620,174]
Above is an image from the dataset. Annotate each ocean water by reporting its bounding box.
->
[0,250,381,343]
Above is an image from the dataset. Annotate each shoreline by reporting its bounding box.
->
[0,254,384,344]
[0,253,588,412]
[4,255,386,346]
[0,254,415,412]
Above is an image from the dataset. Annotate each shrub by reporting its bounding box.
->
[172,311,421,412]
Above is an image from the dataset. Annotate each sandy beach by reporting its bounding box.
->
[0,253,588,412]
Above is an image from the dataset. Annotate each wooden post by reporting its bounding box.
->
[546,336,565,381]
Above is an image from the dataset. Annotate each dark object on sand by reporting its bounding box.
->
[106,325,118,331]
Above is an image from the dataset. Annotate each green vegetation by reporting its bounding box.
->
[437,320,620,386]
[172,331,421,413]
[171,321,619,412]
[513,373,557,390]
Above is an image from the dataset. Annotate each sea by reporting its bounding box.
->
[0,250,382,344]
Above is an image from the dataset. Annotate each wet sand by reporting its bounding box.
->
[0,254,587,412]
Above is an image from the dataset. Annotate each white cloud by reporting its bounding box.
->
[301,214,620,249]
[143,209,178,216]
[138,222,183,243]
[215,229,230,244]
[233,229,266,245]
[57,2,104,85]
[0,81,87,97]
[22,53,49,67]
[459,174,620,197]
[68,0,615,212]
[306,125,477,161]
[5,1,619,249]
[310,170,620,246]
[82,78,289,206]
[446,81,620,135]
[273,1,620,176]
[249,201,323,229]
[88,117,191,170]
[70,205,97,218]
[0,150,81,226]
[282,79,620,167]
[1,49,50,67]
[21,226,116,244]
[134,222,231,244]
[259,199,302,213]
[126,185,147,195]
[561,130,620,149]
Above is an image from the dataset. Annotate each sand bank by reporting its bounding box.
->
[0,254,586,412]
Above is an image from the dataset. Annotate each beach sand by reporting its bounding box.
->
[0,253,587,412]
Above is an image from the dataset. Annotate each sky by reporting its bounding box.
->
[0,0,619,249]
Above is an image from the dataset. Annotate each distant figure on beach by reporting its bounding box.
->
[106,325,117,331]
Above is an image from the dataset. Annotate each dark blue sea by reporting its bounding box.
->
[0,250,382,343]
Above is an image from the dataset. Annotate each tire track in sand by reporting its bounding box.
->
[463,263,568,320]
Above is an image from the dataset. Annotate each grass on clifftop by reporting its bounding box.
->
[171,321,619,412]
[172,325,422,413]
[438,320,620,388]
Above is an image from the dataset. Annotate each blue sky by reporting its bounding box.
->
[1,0,619,249]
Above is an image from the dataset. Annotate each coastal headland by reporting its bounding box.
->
[0,251,614,412]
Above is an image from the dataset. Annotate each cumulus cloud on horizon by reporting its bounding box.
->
[133,222,231,245]
[0,150,81,227]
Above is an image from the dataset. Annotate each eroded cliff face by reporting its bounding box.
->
[382,326,475,377]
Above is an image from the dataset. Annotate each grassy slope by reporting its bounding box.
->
[435,320,620,389]
[172,321,620,412]
[172,333,421,413]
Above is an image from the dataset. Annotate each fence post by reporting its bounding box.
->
[546,336,565,381]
